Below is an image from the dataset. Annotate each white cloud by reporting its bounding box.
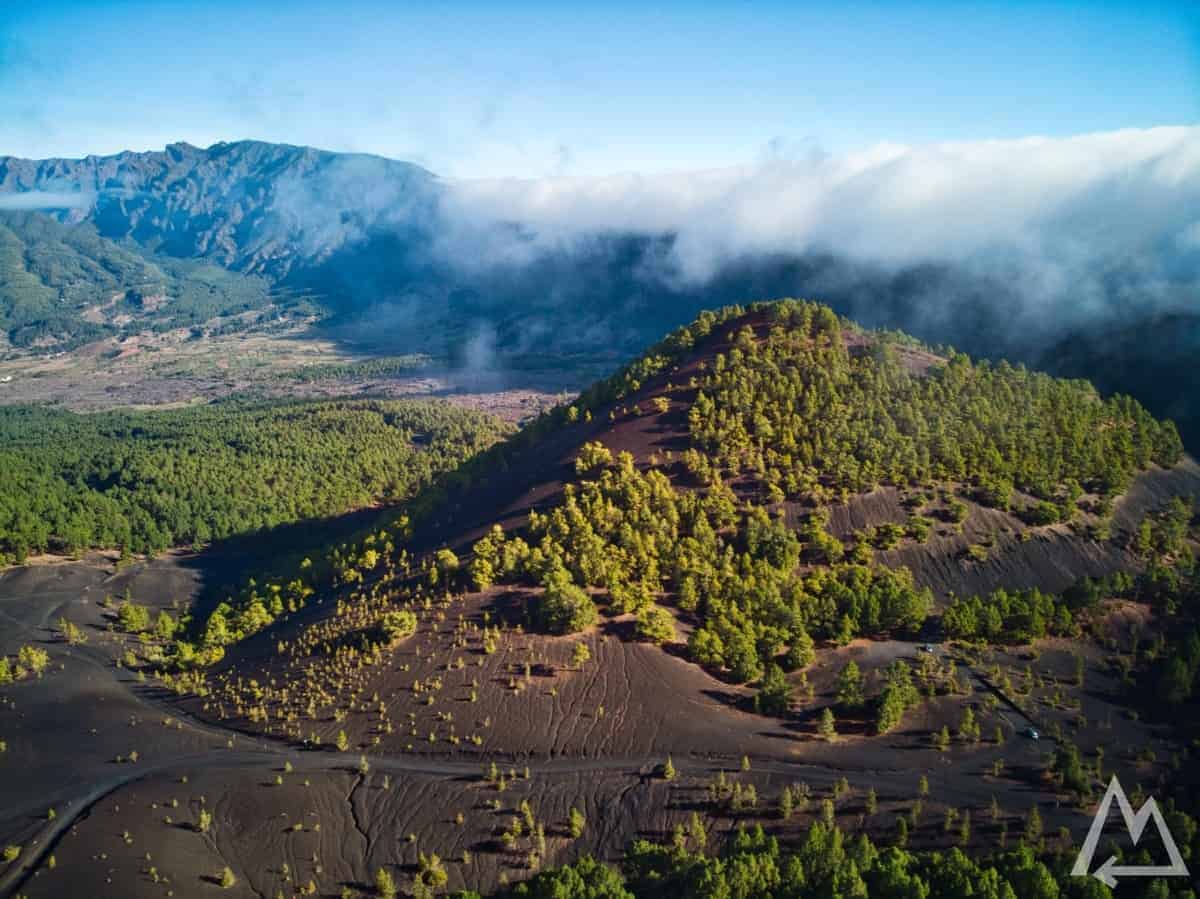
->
[439,125,1200,296]
[0,190,95,210]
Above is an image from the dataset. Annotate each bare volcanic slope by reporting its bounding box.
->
[3,300,1199,898]
[170,300,1195,758]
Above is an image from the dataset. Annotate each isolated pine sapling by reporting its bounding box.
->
[374,866,397,899]
[818,707,837,739]
[568,806,586,838]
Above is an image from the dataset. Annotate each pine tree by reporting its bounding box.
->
[662,755,677,781]
[944,807,958,832]
[835,614,856,646]
[374,866,398,899]
[756,663,792,716]
[568,807,586,839]
[875,684,909,734]
[57,616,87,645]
[818,707,837,739]
[1024,805,1043,846]
[572,642,591,668]
[787,626,815,669]
[958,707,980,743]
[836,661,865,707]
[934,725,950,751]
[779,787,794,820]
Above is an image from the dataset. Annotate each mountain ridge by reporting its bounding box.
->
[1,139,1197,449]
[0,139,439,279]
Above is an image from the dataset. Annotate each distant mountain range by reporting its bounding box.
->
[0,141,436,277]
[0,142,437,347]
[0,139,1197,449]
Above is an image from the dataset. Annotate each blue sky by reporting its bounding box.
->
[1,0,1197,177]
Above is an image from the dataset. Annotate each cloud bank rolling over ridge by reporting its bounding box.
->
[438,125,1200,331]
[1,125,1196,440]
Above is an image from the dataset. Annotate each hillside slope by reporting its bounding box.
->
[0,210,275,347]
[4,300,1199,899]
[184,301,1197,752]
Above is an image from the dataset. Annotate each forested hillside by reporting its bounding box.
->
[464,301,1183,683]
[0,211,276,348]
[0,399,510,562]
[178,300,1188,696]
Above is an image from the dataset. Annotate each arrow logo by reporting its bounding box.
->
[1071,775,1190,887]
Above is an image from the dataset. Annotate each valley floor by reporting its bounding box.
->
[0,322,581,424]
